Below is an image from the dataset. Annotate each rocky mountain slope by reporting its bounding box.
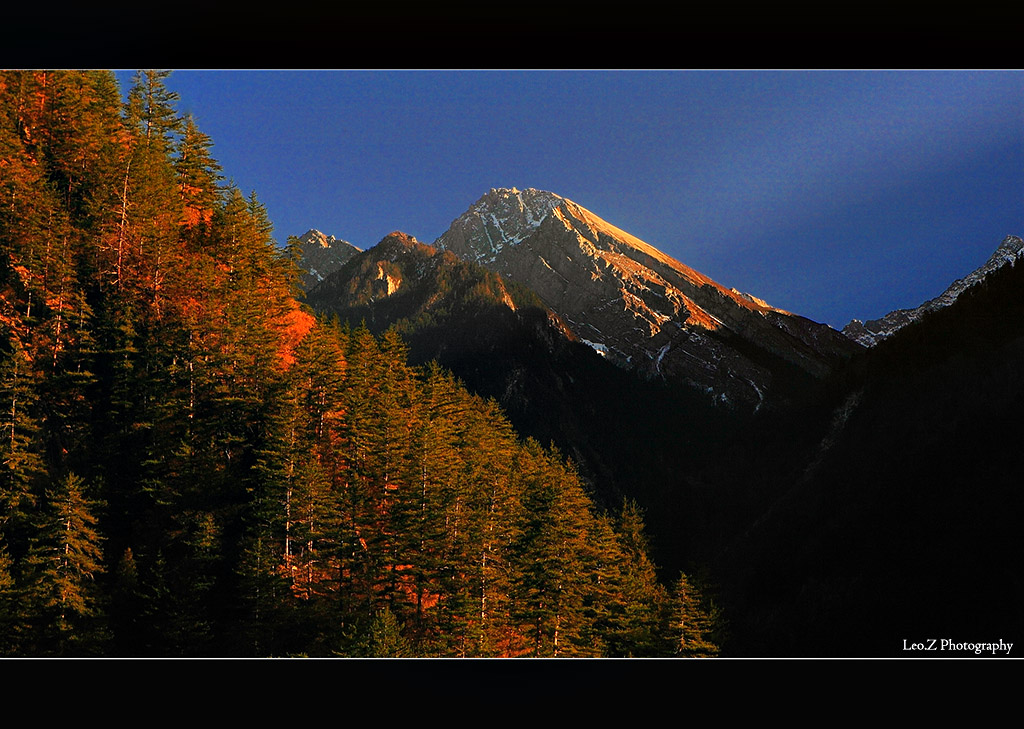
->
[434,187,861,408]
[291,228,361,292]
[843,235,1024,346]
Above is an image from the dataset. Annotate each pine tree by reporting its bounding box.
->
[350,606,414,657]
[330,323,384,619]
[0,343,44,537]
[235,521,293,656]
[366,329,421,620]
[672,572,722,658]
[457,399,521,656]
[109,546,144,655]
[22,472,106,654]
[174,113,222,230]
[121,69,183,301]
[0,539,17,653]
[513,441,606,657]
[125,70,181,157]
[604,500,671,656]
[252,328,334,599]
[397,362,465,648]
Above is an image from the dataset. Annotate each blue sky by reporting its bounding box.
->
[114,70,1023,329]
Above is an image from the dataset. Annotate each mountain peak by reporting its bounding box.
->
[293,229,361,292]
[376,231,427,257]
[443,188,566,264]
[483,186,561,202]
[435,187,858,407]
[297,228,359,250]
[300,228,330,247]
[993,234,1024,260]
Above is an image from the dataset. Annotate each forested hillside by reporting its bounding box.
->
[0,70,719,657]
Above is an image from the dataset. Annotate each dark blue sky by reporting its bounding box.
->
[115,70,1023,329]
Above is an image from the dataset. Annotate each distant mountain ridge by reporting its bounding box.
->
[304,231,558,335]
[292,228,361,292]
[433,187,860,407]
[843,235,1024,347]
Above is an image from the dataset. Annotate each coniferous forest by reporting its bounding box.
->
[0,71,722,657]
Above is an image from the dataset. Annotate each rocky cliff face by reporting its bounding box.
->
[435,187,860,408]
[292,228,361,292]
[843,235,1024,347]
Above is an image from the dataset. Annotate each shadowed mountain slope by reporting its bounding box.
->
[716,250,1024,656]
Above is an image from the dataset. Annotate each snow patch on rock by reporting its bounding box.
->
[582,339,610,357]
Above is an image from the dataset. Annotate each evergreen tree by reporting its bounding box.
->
[671,572,722,657]
[121,69,182,301]
[455,399,521,656]
[109,546,144,655]
[174,113,222,230]
[125,70,181,156]
[605,500,671,656]
[513,441,603,657]
[350,606,414,657]
[0,343,43,538]
[398,362,465,648]
[235,521,294,656]
[0,539,17,653]
[22,472,106,654]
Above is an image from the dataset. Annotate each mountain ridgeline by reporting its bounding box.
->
[842,234,1024,346]
[0,71,718,657]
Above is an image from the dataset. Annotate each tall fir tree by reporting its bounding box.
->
[21,472,106,655]
[671,572,722,658]
[0,539,18,653]
[173,113,222,231]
